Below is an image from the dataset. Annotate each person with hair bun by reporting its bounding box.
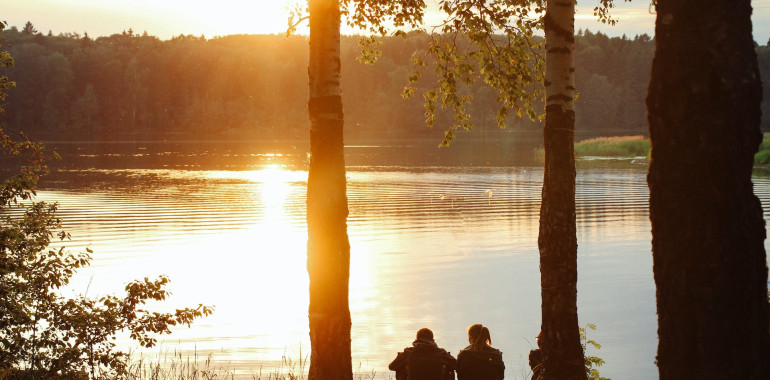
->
[456,324,505,380]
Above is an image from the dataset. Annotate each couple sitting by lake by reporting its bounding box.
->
[389,324,505,380]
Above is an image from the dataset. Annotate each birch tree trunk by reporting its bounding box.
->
[306,1,353,379]
[647,0,770,378]
[538,0,586,379]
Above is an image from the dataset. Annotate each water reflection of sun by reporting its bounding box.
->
[188,167,392,364]
[182,166,311,361]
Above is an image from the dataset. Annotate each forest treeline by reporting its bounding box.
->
[1,23,769,143]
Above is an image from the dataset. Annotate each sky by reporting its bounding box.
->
[1,0,770,43]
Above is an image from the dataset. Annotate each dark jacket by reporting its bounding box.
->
[389,339,457,380]
[456,345,505,380]
[528,348,543,380]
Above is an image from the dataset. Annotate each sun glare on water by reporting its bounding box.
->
[82,165,395,364]
[151,166,311,361]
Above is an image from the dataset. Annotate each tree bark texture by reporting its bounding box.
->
[538,1,586,379]
[647,1,770,379]
[306,1,352,380]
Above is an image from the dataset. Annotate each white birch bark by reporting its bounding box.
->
[544,0,575,113]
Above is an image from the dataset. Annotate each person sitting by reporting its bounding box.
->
[528,330,543,380]
[456,324,505,380]
[389,327,457,380]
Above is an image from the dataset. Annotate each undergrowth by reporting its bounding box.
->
[754,134,770,166]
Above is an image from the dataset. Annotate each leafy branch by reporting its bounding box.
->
[0,21,213,379]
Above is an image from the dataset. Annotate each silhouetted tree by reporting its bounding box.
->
[21,21,37,35]
[647,0,770,378]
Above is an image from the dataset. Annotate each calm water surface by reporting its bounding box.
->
[34,142,770,380]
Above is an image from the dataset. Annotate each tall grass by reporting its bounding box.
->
[124,350,308,380]
[573,136,650,158]
[124,351,383,380]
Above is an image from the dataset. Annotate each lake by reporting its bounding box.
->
[32,141,770,380]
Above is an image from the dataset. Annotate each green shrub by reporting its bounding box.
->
[0,130,214,379]
[755,135,770,166]
[759,134,770,152]
[754,150,770,166]
[1,22,213,377]
[581,324,610,380]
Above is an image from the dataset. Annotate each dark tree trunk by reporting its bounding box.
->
[306,1,353,380]
[538,1,586,379]
[647,1,770,378]
[539,105,585,380]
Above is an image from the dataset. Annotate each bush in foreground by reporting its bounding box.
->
[0,130,213,379]
[1,22,212,378]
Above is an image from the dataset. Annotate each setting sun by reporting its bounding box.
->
[167,0,299,36]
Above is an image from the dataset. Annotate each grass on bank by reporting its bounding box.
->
[534,134,770,165]
[574,136,650,158]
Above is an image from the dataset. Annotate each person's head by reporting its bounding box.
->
[467,323,492,350]
[416,327,434,341]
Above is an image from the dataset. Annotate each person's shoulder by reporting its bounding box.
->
[438,346,456,359]
[458,346,502,360]
[439,347,457,367]
[392,348,414,363]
